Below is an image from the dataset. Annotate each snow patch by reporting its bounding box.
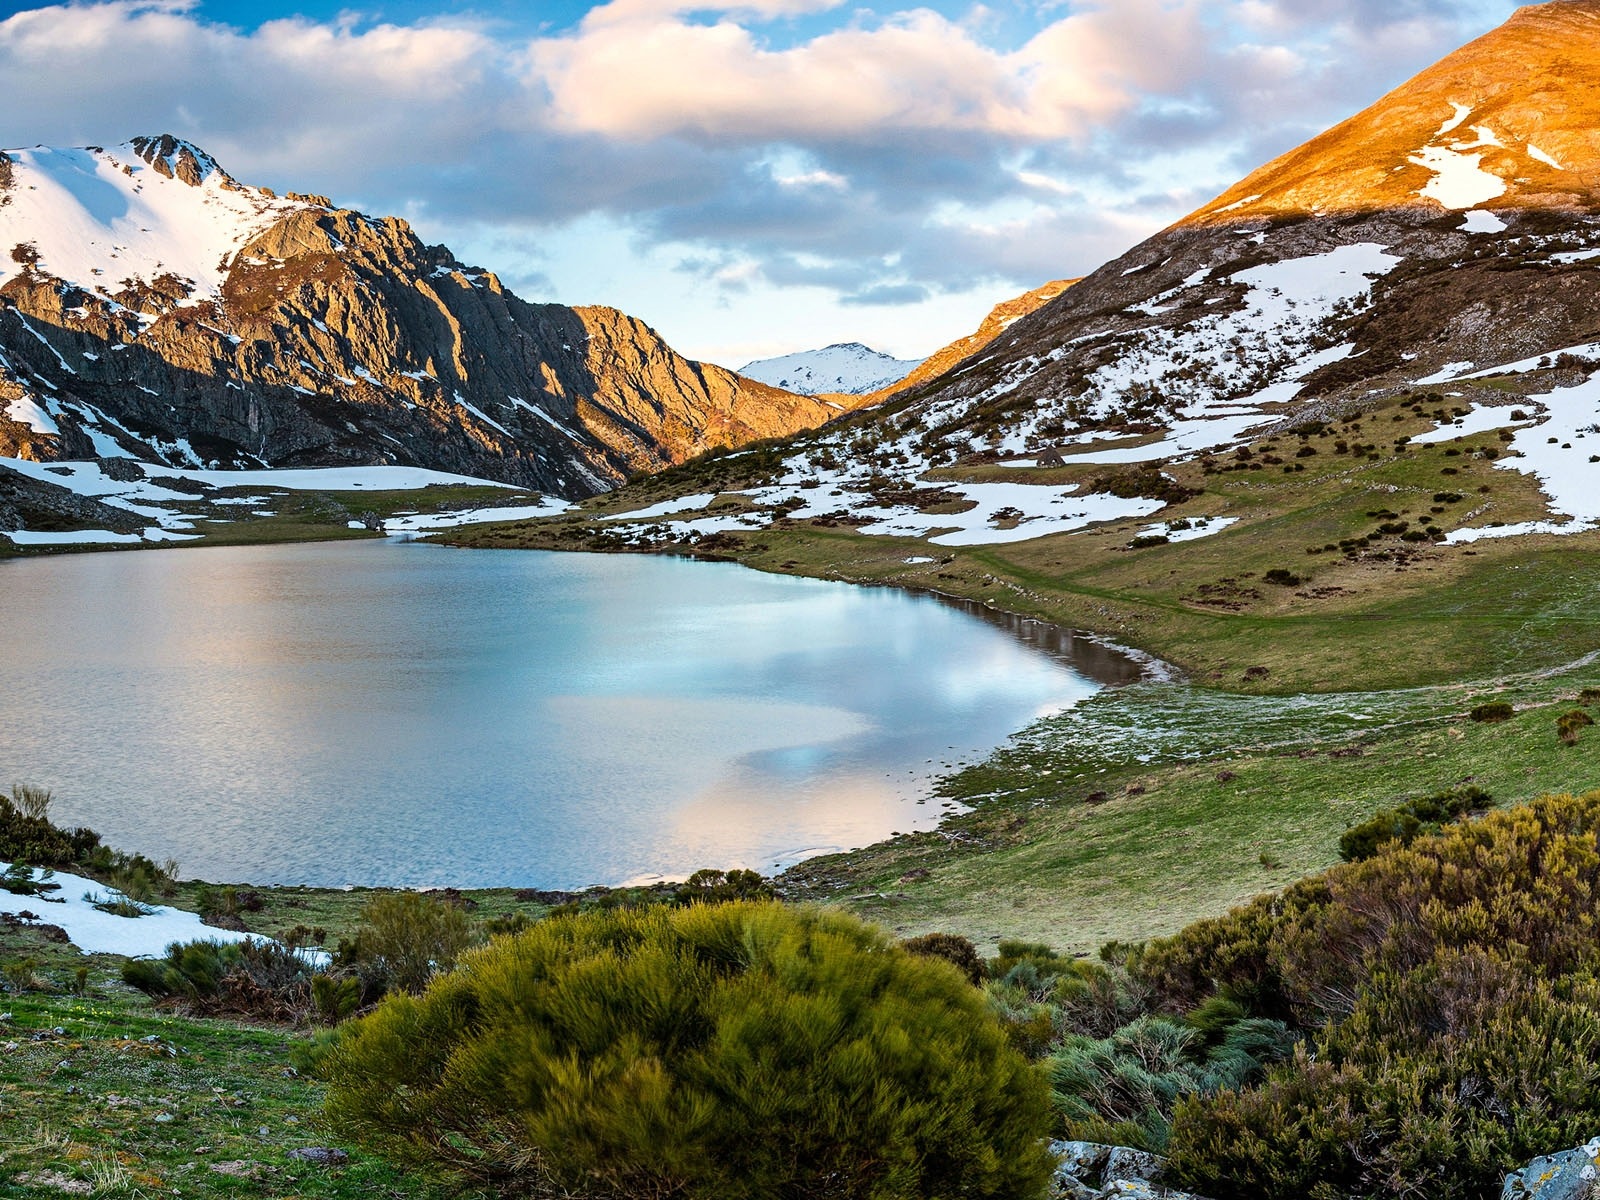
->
[1136,516,1240,544]
[1444,373,1600,540]
[1410,143,1506,210]
[1437,102,1474,136]
[0,144,308,301]
[0,861,270,959]
[385,498,572,532]
[1528,144,1565,170]
[5,395,58,435]
[1459,209,1507,234]
[1409,403,1534,444]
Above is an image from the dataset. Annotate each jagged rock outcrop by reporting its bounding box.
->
[0,139,838,497]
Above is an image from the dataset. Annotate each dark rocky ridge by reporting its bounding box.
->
[0,139,841,497]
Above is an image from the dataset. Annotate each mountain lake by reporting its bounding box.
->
[0,540,1140,888]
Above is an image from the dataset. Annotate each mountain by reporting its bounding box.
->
[0,136,838,497]
[737,342,921,395]
[575,0,1600,547]
[487,0,1600,677]
[861,280,1076,402]
[844,0,1600,488]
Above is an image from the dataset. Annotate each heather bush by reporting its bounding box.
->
[320,901,1054,1199]
[0,784,97,866]
[1556,708,1594,745]
[1149,791,1600,1199]
[1337,785,1492,862]
[1468,700,1513,722]
[672,867,773,905]
[901,931,985,985]
[340,891,476,994]
[122,938,324,1021]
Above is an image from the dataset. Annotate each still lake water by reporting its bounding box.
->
[0,540,1137,887]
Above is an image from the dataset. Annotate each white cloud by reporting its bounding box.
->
[529,0,1213,144]
[0,0,1523,358]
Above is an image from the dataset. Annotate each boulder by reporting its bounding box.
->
[1048,1140,1215,1200]
[1503,1137,1600,1200]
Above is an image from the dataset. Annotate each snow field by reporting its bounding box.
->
[0,144,309,302]
[0,862,261,959]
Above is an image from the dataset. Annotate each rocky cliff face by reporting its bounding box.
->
[0,137,834,496]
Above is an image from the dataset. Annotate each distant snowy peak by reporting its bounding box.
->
[738,342,922,395]
[0,136,312,300]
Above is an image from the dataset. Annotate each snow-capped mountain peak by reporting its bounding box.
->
[0,136,310,301]
[127,134,229,188]
[738,342,922,395]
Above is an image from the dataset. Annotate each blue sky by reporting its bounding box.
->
[0,0,1520,366]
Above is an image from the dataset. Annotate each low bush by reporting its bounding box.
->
[1556,708,1594,745]
[672,867,773,905]
[1050,1012,1295,1152]
[1138,791,1600,1200]
[1338,786,1492,862]
[320,901,1054,1199]
[1469,700,1514,722]
[0,784,97,866]
[122,938,324,1021]
[901,931,985,985]
[338,891,476,995]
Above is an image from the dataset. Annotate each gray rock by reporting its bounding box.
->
[1107,1147,1168,1184]
[1052,1140,1113,1184]
[1048,1140,1212,1200]
[1503,1138,1600,1199]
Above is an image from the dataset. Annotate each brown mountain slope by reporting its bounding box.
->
[1192,0,1600,224]
[580,0,1600,569]
[858,280,1079,405]
[820,0,1600,457]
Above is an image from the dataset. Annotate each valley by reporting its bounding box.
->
[10,2,1600,1197]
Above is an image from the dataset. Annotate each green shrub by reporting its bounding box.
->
[342,892,476,995]
[672,867,773,905]
[320,901,1054,1199]
[0,785,95,866]
[312,974,363,1024]
[1049,1012,1295,1152]
[1468,700,1513,723]
[9,784,52,822]
[1155,791,1600,1200]
[1338,786,1492,862]
[122,938,324,1021]
[1557,708,1594,745]
[900,931,985,985]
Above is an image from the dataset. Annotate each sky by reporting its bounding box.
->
[0,0,1522,367]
